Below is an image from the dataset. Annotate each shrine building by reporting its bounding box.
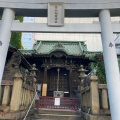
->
[20,40,92,97]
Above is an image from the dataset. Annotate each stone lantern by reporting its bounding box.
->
[78,65,88,91]
[78,65,88,109]
[29,64,38,84]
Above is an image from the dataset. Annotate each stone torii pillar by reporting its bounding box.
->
[99,10,120,120]
[0,8,15,84]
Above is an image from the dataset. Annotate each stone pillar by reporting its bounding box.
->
[101,89,108,109]
[10,73,23,111]
[2,86,10,106]
[90,76,100,114]
[0,8,15,84]
[99,10,120,120]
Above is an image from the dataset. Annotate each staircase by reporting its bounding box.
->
[30,108,81,120]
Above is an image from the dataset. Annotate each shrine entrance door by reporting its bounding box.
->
[47,67,70,97]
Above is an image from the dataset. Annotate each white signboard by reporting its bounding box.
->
[48,2,64,26]
[36,84,41,91]
[54,98,60,106]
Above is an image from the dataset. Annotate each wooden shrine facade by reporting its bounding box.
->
[20,40,93,97]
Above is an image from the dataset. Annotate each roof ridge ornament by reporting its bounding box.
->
[54,42,64,49]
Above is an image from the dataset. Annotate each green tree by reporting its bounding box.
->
[0,16,23,49]
[89,61,106,84]
[96,61,106,84]
[10,16,23,49]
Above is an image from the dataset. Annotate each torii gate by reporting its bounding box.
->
[0,0,120,120]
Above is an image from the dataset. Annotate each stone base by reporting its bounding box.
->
[0,110,26,120]
[81,111,111,120]
[0,109,34,120]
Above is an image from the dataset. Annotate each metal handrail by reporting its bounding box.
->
[23,91,37,120]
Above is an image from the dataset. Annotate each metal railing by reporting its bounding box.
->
[23,92,37,120]
[36,96,79,110]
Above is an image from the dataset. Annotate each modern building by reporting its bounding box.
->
[33,17,120,52]
[21,16,120,51]
[34,17,103,52]
[21,17,35,50]
[115,34,120,55]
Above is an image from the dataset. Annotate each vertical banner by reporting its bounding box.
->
[48,2,64,26]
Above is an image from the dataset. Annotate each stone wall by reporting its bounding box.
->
[80,75,111,120]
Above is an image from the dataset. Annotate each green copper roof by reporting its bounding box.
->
[20,40,88,57]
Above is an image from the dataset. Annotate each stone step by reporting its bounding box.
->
[36,108,81,115]
[30,117,85,120]
[31,119,50,120]
[31,109,81,120]
[31,114,81,120]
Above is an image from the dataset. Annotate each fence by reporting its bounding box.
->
[81,75,110,115]
[36,96,79,110]
[0,73,36,119]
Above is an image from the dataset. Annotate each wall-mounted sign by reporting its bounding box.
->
[54,98,60,106]
[48,2,64,26]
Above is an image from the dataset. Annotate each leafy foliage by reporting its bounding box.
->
[89,61,106,84]
[10,31,23,49]
[10,16,23,49]
[96,61,106,84]
[0,16,23,49]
